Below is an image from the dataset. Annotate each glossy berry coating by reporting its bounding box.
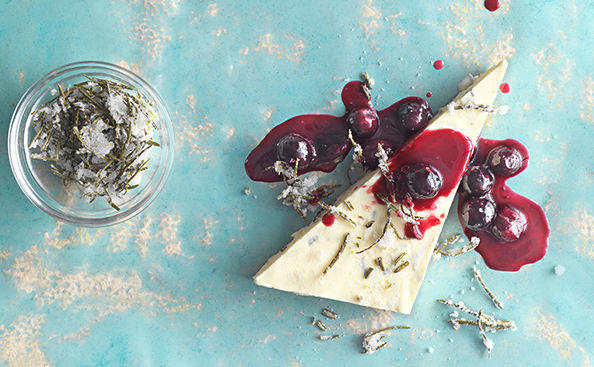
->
[395,100,432,133]
[361,140,393,169]
[346,108,379,138]
[405,164,442,199]
[390,168,409,200]
[486,145,522,176]
[489,205,527,242]
[277,133,316,166]
[462,165,494,196]
[461,197,496,231]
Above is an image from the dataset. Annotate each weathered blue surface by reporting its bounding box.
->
[0,1,592,366]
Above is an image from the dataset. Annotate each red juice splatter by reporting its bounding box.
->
[484,0,501,12]
[322,214,335,226]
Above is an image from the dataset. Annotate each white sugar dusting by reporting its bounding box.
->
[375,227,396,248]
[362,332,385,354]
[553,265,566,276]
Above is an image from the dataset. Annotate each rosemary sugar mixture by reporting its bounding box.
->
[28,76,159,210]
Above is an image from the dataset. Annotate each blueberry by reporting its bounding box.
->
[462,165,495,196]
[346,108,379,138]
[277,133,316,166]
[406,164,442,199]
[489,205,527,242]
[461,197,496,231]
[361,140,393,169]
[395,99,432,133]
[389,164,442,200]
[486,145,522,176]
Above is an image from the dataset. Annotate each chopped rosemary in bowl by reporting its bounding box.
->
[8,61,174,226]
[28,76,159,210]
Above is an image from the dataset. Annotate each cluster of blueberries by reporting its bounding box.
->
[276,98,433,172]
[460,145,527,242]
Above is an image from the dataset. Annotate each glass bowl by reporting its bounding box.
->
[8,61,174,227]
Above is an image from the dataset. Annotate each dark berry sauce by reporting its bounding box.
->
[457,138,549,271]
[245,81,432,182]
[371,129,474,238]
[404,215,441,239]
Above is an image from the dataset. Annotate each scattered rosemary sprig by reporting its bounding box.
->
[361,325,410,354]
[437,299,479,317]
[393,252,406,266]
[393,260,410,274]
[477,310,494,357]
[380,196,424,227]
[274,159,299,181]
[314,320,328,331]
[321,308,338,320]
[321,234,350,278]
[473,266,504,310]
[275,161,340,221]
[361,72,374,90]
[318,201,355,225]
[437,296,517,356]
[449,318,517,331]
[438,237,480,257]
[348,129,363,162]
[318,334,340,341]
[364,267,374,279]
[357,206,393,254]
[396,200,424,225]
[434,233,462,254]
[449,100,510,115]
[375,142,390,181]
[28,76,158,209]
[375,257,385,271]
[345,200,355,211]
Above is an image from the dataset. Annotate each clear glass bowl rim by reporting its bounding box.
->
[8,61,174,227]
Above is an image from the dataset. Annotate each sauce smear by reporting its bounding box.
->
[372,129,474,238]
[245,81,432,182]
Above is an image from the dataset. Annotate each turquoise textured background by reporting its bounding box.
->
[0,1,593,366]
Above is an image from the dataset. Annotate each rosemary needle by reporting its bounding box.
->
[473,266,504,310]
[321,234,350,278]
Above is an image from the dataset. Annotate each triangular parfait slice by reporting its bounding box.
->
[254,60,508,313]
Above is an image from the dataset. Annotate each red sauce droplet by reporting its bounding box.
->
[404,215,441,239]
[322,214,335,226]
[484,0,501,12]
[372,128,473,213]
[426,92,433,98]
[457,138,550,271]
[433,60,444,70]
[500,83,510,93]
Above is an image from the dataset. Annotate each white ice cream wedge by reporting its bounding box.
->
[254,60,508,314]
